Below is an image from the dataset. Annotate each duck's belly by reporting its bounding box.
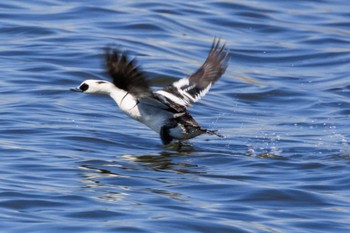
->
[139,113,203,140]
[133,104,204,140]
[140,110,173,134]
[140,114,167,134]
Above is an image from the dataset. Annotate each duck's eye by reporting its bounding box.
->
[80,83,89,92]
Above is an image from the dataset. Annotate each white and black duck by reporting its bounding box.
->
[71,38,230,145]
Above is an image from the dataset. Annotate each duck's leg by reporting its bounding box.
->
[160,119,177,145]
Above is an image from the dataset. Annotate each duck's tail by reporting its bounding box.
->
[204,129,225,138]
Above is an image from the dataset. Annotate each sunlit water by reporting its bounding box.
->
[1,1,350,232]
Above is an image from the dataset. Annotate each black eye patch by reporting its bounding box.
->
[97,81,107,84]
[80,83,89,92]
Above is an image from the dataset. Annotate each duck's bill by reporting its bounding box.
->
[70,87,82,92]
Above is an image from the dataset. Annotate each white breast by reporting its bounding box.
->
[110,91,141,119]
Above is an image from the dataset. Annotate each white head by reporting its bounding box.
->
[71,80,115,95]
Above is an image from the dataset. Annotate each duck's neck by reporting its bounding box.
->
[109,87,139,116]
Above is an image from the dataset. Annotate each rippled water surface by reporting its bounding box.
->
[1,1,350,232]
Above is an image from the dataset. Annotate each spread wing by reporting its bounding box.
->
[155,38,230,110]
[105,48,152,98]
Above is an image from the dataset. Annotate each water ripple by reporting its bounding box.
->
[1,0,350,232]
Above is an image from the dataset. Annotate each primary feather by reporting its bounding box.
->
[155,38,229,111]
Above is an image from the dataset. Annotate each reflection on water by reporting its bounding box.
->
[79,152,199,205]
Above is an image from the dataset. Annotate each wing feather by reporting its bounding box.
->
[156,38,230,109]
[105,48,151,98]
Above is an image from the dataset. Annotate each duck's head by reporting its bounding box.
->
[70,80,114,95]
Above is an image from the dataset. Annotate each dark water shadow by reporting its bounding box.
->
[76,148,206,205]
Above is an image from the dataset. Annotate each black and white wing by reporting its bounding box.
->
[155,38,230,110]
[105,48,152,98]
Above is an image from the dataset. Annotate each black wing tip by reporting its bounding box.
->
[105,47,117,72]
[209,37,230,60]
[208,37,230,74]
[105,47,128,68]
[105,47,136,77]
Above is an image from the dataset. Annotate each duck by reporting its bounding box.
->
[71,38,230,145]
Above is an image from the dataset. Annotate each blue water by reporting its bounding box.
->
[1,1,350,232]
